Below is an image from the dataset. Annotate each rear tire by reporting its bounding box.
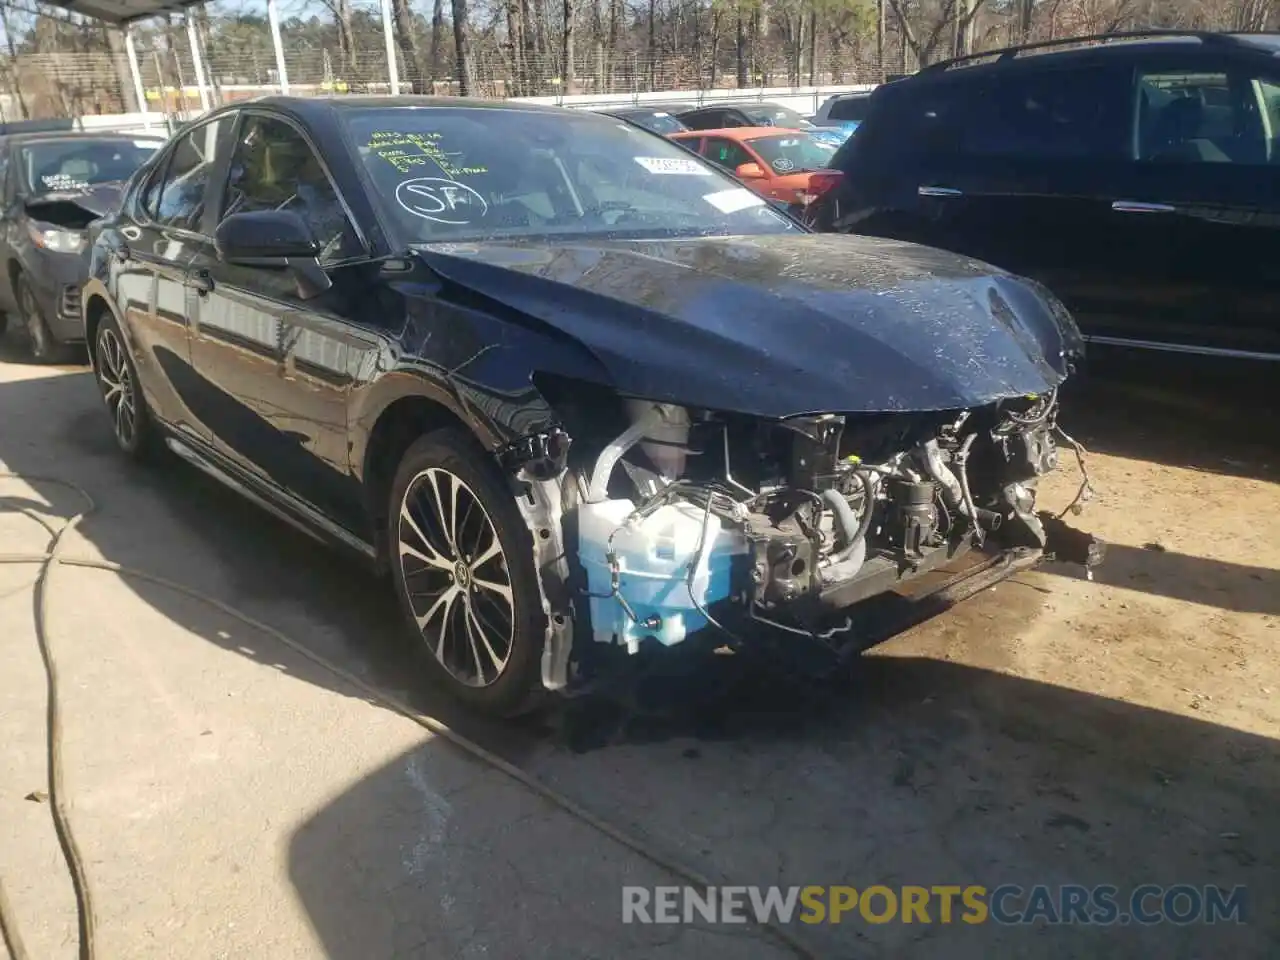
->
[93,313,156,460]
[16,273,73,364]
[387,428,546,717]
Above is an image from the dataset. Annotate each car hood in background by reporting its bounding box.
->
[26,182,124,218]
[415,233,1084,418]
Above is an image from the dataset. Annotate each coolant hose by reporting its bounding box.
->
[822,471,873,564]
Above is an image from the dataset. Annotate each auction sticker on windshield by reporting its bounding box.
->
[634,157,713,176]
[702,188,766,214]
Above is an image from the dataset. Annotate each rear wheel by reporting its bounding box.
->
[94,314,155,459]
[387,428,546,716]
[16,274,72,363]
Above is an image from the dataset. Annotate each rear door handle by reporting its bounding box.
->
[918,185,963,198]
[1112,200,1176,214]
[187,268,214,295]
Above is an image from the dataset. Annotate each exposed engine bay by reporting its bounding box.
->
[528,385,1098,673]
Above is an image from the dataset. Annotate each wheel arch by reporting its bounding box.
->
[81,285,118,371]
[357,387,491,569]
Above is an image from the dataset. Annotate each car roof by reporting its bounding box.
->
[692,101,795,112]
[672,126,804,140]
[228,94,585,123]
[911,30,1280,83]
[604,103,690,115]
[0,130,166,145]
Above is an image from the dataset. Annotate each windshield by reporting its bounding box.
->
[744,133,838,174]
[744,105,813,128]
[625,111,688,135]
[342,107,801,244]
[20,138,161,194]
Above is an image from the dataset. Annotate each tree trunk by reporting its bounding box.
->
[807,11,816,85]
[520,0,539,92]
[876,0,885,79]
[430,0,445,84]
[106,27,139,113]
[709,8,721,89]
[452,0,474,95]
[563,0,575,93]
[736,11,748,87]
[392,0,426,93]
[647,0,656,91]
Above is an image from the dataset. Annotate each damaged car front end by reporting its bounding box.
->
[417,232,1103,697]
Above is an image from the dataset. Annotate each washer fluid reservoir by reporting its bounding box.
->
[578,499,741,653]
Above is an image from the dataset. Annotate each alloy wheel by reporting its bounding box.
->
[397,466,515,688]
[97,327,137,448]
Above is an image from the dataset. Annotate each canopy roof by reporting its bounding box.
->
[39,0,204,26]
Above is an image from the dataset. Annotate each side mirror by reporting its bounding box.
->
[215,209,332,299]
[215,209,320,263]
[734,162,765,180]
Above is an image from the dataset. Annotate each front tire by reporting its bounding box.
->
[94,313,155,459]
[16,273,72,363]
[388,428,546,716]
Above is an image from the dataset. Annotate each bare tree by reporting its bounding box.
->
[453,0,475,94]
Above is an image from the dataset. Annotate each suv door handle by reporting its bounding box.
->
[188,268,214,295]
[1112,200,1176,214]
[918,185,963,198]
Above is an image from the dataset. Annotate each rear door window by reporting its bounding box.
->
[1135,68,1278,165]
[829,97,870,123]
[961,66,1129,160]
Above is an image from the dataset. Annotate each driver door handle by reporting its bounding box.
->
[918,185,963,198]
[188,268,214,295]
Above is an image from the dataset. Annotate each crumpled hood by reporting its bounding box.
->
[26,181,123,218]
[416,233,1084,417]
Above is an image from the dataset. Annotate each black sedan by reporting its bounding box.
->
[0,131,164,360]
[83,96,1094,715]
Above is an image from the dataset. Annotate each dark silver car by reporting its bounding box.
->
[0,131,163,360]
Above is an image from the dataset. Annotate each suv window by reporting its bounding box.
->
[220,114,361,263]
[1136,69,1279,164]
[962,68,1127,160]
[829,97,869,123]
[699,137,754,171]
[683,109,724,129]
[151,117,229,232]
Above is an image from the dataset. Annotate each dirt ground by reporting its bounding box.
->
[1,337,1277,960]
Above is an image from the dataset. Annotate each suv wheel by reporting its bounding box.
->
[94,314,155,458]
[388,428,545,716]
[16,274,72,363]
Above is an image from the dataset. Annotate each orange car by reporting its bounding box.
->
[670,126,843,210]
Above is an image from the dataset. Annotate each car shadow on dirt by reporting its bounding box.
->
[285,652,1280,960]
[0,364,552,766]
[1062,349,1278,484]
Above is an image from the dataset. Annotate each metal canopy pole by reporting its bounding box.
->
[380,0,400,96]
[122,25,150,126]
[185,11,211,112]
[266,0,290,95]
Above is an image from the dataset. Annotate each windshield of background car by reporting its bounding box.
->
[745,106,814,128]
[19,138,162,194]
[343,107,801,243]
[629,111,688,134]
[745,133,838,173]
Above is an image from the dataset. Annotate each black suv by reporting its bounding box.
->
[816,31,1280,362]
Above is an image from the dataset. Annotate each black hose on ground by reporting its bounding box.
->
[0,471,821,960]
